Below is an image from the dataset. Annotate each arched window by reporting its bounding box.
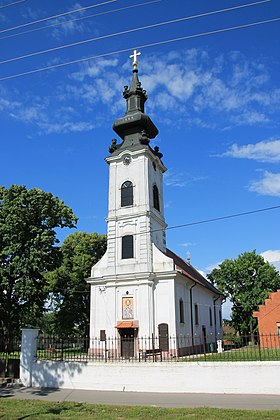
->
[121,181,133,207]
[194,304,199,325]
[122,235,134,259]
[153,184,160,211]
[179,299,184,323]
[209,307,213,327]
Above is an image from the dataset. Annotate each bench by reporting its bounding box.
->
[139,348,162,362]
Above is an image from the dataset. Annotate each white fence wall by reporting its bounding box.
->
[20,329,280,395]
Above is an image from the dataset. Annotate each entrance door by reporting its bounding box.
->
[119,328,134,357]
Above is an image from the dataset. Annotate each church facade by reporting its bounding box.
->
[86,51,223,358]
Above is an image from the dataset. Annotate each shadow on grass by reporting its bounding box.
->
[16,402,82,420]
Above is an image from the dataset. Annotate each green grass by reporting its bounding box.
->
[37,347,87,361]
[181,347,280,362]
[3,346,280,363]
[0,400,279,419]
[0,352,20,359]
[204,347,280,362]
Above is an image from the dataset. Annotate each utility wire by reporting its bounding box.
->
[50,204,278,255]
[102,205,280,242]
[0,0,26,9]
[0,0,117,34]
[0,16,279,82]
[42,205,280,293]
[164,205,280,233]
[55,205,280,245]
[258,302,280,319]
[0,0,161,41]
[0,0,272,65]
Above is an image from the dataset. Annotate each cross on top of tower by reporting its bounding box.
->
[129,49,141,69]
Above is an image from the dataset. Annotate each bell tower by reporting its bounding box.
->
[105,50,167,275]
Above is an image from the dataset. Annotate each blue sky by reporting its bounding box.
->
[1,0,280,312]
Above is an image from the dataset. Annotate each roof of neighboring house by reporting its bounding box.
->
[166,248,223,296]
[253,289,280,318]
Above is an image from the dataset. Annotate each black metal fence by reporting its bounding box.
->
[0,336,21,378]
[36,334,280,363]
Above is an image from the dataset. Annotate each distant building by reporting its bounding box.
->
[86,51,223,358]
[253,290,280,348]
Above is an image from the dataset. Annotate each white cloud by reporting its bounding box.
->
[3,94,95,135]
[198,269,207,278]
[39,121,95,134]
[249,171,280,197]
[164,169,206,188]
[0,97,20,111]
[223,139,280,163]
[0,13,7,22]
[1,48,279,135]
[9,105,45,123]
[21,6,43,20]
[180,242,195,247]
[48,3,91,39]
[261,249,280,263]
[66,48,279,129]
[70,58,119,81]
[261,250,280,272]
[205,261,223,273]
[233,111,269,125]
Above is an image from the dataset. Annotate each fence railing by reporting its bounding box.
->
[0,336,21,378]
[36,333,280,363]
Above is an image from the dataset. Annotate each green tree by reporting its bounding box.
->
[208,250,280,335]
[0,185,77,350]
[46,232,107,337]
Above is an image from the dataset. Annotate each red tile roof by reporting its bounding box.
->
[115,321,139,329]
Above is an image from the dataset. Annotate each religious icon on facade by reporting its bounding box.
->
[122,297,134,319]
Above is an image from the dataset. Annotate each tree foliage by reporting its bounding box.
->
[0,185,77,347]
[46,232,107,337]
[208,251,280,335]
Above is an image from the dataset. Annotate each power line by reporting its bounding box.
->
[0,0,26,9]
[165,205,280,233]
[0,0,117,34]
[0,0,272,65]
[258,302,280,319]
[0,0,161,41]
[91,205,280,242]
[134,205,280,240]
[0,16,279,82]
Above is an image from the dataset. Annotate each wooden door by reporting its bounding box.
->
[158,323,169,351]
[120,328,134,357]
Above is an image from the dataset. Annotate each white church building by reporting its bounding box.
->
[86,51,223,358]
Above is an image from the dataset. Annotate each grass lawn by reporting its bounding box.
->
[203,347,280,362]
[181,347,280,362]
[0,399,279,419]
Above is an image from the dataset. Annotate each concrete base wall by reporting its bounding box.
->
[21,360,280,395]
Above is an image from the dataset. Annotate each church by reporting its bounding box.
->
[86,50,223,358]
